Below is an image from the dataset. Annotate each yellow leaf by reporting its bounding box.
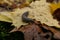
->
[0,14,12,22]
[50,3,60,14]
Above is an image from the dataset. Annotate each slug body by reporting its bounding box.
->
[22,11,33,23]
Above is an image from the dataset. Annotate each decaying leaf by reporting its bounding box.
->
[10,20,60,40]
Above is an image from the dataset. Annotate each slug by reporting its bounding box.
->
[22,11,34,23]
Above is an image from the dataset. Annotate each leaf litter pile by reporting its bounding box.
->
[0,0,60,40]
